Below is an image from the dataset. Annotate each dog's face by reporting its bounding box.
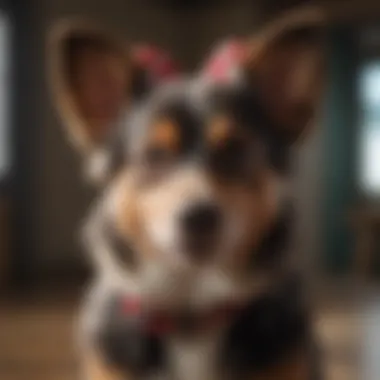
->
[112,81,281,269]
[49,10,325,280]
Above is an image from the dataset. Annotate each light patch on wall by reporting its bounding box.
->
[358,62,380,196]
[0,14,10,179]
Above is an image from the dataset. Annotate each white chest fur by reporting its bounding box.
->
[168,333,221,380]
[79,279,224,380]
[78,266,272,380]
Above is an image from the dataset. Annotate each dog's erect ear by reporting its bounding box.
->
[245,7,326,143]
[48,19,133,183]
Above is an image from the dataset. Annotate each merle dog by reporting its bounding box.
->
[48,7,325,380]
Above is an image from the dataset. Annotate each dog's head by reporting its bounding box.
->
[48,9,325,283]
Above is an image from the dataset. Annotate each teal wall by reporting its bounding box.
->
[321,28,358,274]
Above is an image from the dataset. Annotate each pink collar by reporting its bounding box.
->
[121,296,245,336]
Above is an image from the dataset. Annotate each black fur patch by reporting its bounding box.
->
[135,79,293,176]
[252,203,294,270]
[206,81,292,174]
[219,275,310,378]
[96,295,167,376]
[205,134,257,184]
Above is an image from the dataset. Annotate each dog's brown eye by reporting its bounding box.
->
[144,146,174,166]
[208,115,232,147]
[207,137,250,181]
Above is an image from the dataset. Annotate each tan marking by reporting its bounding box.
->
[82,349,130,380]
[252,352,310,380]
[112,169,159,261]
[112,170,141,241]
[208,115,233,147]
[149,118,180,153]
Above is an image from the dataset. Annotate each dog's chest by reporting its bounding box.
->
[114,334,221,380]
[166,334,221,380]
[89,294,224,380]
[81,275,309,380]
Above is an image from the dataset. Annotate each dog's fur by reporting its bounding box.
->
[48,7,326,380]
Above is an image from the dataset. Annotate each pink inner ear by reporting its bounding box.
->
[201,39,248,83]
[130,40,249,88]
[132,44,180,85]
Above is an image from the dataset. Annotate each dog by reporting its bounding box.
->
[48,7,326,380]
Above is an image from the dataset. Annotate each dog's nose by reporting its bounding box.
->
[181,202,221,237]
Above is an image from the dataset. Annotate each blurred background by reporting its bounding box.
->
[1,0,380,379]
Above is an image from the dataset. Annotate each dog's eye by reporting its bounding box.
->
[207,137,251,181]
[144,146,174,165]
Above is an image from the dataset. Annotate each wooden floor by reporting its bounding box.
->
[0,281,376,380]
[0,291,80,380]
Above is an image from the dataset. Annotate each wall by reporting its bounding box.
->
[321,28,358,274]
[9,0,48,283]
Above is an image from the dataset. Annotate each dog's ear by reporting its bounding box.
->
[245,7,326,144]
[48,19,135,183]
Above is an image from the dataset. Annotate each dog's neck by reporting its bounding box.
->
[96,259,273,313]
[114,292,247,337]
[97,266,300,341]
